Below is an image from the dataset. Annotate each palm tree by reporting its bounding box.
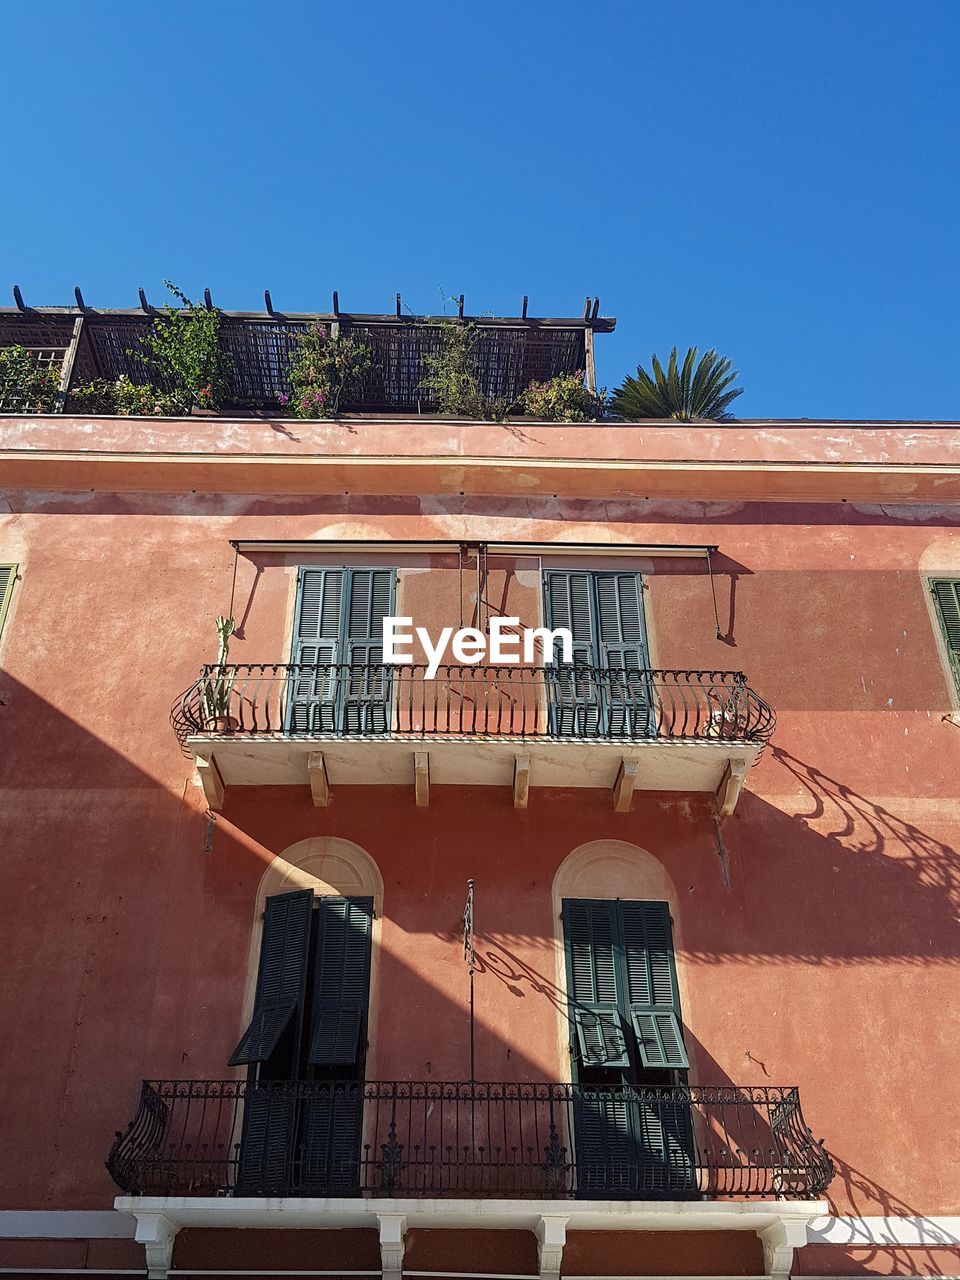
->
[611,347,743,421]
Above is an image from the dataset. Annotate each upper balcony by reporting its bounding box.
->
[0,293,612,417]
[174,663,774,812]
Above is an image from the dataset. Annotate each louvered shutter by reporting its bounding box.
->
[572,1087,637,1196]
[596,573,653,737]
[562,899,629,1068]
[0,564,16,640]
[545,571,601,736]
[343,570,394,733]
[931,580,960,699]
[307,897,373,1066]
[621,900,688,1069]
[236,1084,297,1194]
[634,1091,695,1195]
[289,569,343,732]
[301,1084,364,1194]
[229,890,313,1066]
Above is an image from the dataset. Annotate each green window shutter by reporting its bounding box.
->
[595,573,647,664]
[301,1087,364,1194]
[545,571,602,736]
[290,569,344,732]
[562,899,629,1069]
[0,564,17,640]
[343,570,394,733]
[572,1089,637,1195]
[596,573,651,736]
[931,579,960,699]
[545,570,596,654]
[621,901,689,1070]
[229,890,313,1066]
[307,897,373,1066]
[236,1085,297,1194]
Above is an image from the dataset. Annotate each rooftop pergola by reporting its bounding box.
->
[0,287,616,414]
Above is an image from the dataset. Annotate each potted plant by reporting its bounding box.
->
[202,615,238,732]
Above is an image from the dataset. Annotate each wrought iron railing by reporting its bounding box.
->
[172,663,775,752]
[107,1080,832,1201]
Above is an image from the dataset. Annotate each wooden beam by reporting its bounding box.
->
[513,754,530,809]
[197,755,225,812]
[414,751,430,807]
[308,751,330,807]
[55,315,84,413]
[613,757,638,812]
[716,757,748,817]
[583,326,597,394]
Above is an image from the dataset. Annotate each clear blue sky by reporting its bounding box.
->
[3,1,959,419]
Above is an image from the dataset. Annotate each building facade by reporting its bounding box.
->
[1,401,959,1279]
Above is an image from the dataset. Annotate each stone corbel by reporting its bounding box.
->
[377,1211,407,1280]
[134,1212,178,1280]
[759,1217,809,1280]
[537,1213,569,1280]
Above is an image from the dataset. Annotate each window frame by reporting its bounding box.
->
[928,577,960,707]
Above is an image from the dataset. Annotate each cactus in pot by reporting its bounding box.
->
[202,615,237,730]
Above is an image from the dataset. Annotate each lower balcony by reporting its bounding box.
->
[108,1079,831,1202]
[174,664,774,811]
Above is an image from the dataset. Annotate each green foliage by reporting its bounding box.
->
[137,281,232,414]
[611,347,743,422]
[422,322,487,418]
[522,371,606,422]
[420,322,516,421]
[284,324,372,418]
[68,375,174,416]
[0,345,60,412]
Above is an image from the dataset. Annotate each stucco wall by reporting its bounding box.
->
[0,479,958,1235]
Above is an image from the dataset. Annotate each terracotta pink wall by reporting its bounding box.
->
[0,479,958,1234]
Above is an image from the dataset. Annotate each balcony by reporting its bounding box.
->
[175,663,774,811]
[108,1079,831,1201]
[0,299,611,415]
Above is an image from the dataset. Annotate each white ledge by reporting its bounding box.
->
[115,1199,828,1280]
[117,1194,825,1231]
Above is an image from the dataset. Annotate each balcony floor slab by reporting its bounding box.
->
[188,733,761,797]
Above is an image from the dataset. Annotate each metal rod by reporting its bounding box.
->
[463,879,476,1086]
[463,540,471,629]
[229,538,719,557]
[706,548,723,640]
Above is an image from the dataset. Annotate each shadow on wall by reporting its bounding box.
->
[409,753,960,967]
[796,1155,960,1277]
[685,748,960,967]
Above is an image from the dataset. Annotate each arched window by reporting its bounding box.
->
[230,839,383,1195]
